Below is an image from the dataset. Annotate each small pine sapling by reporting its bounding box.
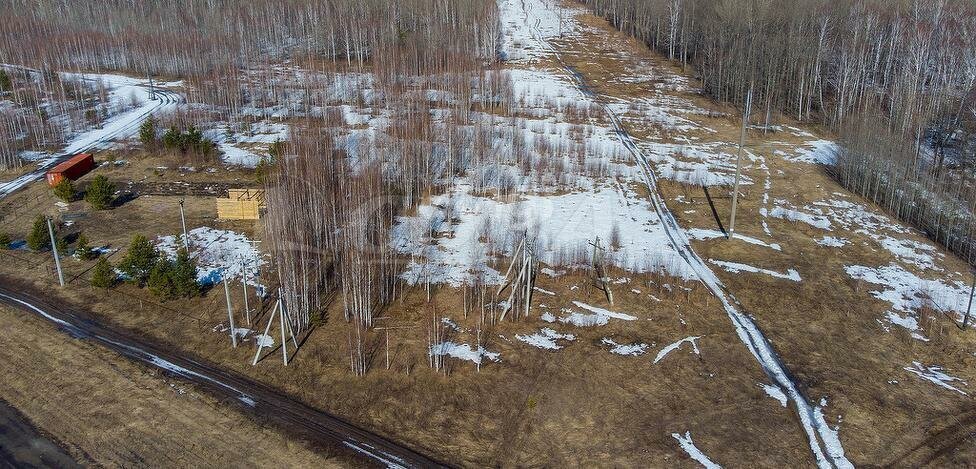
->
[90,257,117,288]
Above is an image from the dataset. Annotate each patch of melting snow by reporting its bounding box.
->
[878,236,941,271]
[239,395,257,407]
[779,139,839,165]
[441,317,461,331]
[760,383,788,407]
[654,336,701,364]
[540,312,556,323]
[157,227,265,286]
[516,328,575,350]
[391,181,700,287]
[812,399,851,468]
[846,263,971,337]
[429,342,500,365]
[817,236,848,247]
[559,310,610,327]
[708,259,802,282]
[212,324,252,339]
[904,362,968,395]
[571,301,637,320]
[254,334,274,347]
[342,441,408,469]
[601,338,649,356]
[541,268,565,277]
[671,431,722,469]
[687,228,781,251]
[533,286,556,296]
[767,207,832,230]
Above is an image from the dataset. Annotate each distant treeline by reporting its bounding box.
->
[0,0,497,78]
[0,0,498,169]
[582,0,976,263]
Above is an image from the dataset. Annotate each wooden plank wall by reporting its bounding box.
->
[216,199,262,220]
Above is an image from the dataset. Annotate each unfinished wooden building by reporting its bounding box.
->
[216,189,266,220]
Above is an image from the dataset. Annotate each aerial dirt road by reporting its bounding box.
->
[0,399,80,468]
[0,280,447,469]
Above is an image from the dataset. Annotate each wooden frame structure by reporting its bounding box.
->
[216,188,266,220]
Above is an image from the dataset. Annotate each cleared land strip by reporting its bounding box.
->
[519,1,852,467]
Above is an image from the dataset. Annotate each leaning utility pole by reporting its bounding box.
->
[729,84,754,239]
[252,300,280,366]
[223,276,238,348]
[178,198,189,251]
[46,217,64,287]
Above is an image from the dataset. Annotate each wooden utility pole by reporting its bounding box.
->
[46,217,64,287]
[729,84,753,239]
[223,276,237,348]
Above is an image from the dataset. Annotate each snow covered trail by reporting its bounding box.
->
[0,71,182,200]
[512,1,852,466]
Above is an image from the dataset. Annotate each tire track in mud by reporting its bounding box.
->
[512,1,852,466]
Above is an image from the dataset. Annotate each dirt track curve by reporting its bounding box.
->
[0,277,449,469]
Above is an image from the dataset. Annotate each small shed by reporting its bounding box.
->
[216,188,266,220]
[46,153,95,186]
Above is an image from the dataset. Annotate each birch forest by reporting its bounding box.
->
[582,0,976,263]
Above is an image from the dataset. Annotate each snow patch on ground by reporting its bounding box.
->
[429,342,501,365]
[846,263,971,337]
[516,327,575,350]
[156,227,265,286]
[760,384,789,407]
[654,336,701,364]
[811,400,852,468]
[708,259,801,282]
[904,362,968,395]
[254,334,275,347]
[571,301,637,320]
[558,310,609,327]
[779,140,839,165]
[1,72,177,199]
[671,431,721,469]
[601,338,648,356]
[768,207,832,230]
[817,236,848,247]
[391,182,697,286]
[878,236,941,271]
[686,228,781,250]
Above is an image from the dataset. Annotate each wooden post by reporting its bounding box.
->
[964,273,976,330]
[223,276,237,348]
[46,217,64,287]
[729,84,753,238]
